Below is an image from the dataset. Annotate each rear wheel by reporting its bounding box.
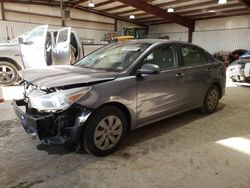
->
[82,106,127,156]
[202,85,220,114]
[0,61,19,86]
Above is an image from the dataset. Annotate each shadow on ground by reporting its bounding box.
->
[123,103,226,147]
[14,102,226,156]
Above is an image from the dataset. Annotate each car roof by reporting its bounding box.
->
[121,39,189,45]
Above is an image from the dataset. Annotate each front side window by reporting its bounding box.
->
[57,29,69,43]
[25,27,47,44]
[180,45,209,66]
[142,45,177,70]
[75,43,150,72]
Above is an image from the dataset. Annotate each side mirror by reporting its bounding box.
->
[137,63,160,76]
[17,37,24,44]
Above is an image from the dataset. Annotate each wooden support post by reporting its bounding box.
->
[114,19,117,32]
[188,23,194,43]
[239,0,250,8]
[1,0,5,20]
[60,0,66,26]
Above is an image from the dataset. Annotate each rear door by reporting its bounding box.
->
[53,27,71,65]
[179,44,214,107]
[21,25,48,69]
[136,44,187,126]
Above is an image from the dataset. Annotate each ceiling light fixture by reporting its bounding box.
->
[167,7,175,13]
[88,1,95,8]
[218,0,227,4]
[208,10,216,13]
[129,14,135,19]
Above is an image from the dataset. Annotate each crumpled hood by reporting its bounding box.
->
[19,65,118,88]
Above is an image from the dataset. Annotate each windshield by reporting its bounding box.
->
[75,42,150,72]
[124,28,135,37]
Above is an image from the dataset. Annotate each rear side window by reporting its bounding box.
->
[180,45,210,66]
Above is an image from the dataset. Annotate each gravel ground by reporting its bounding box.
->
[1,86,250,188]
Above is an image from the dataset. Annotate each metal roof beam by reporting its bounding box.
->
[117,0,194,28]
[239,0,250,8]
[72,0,89,7]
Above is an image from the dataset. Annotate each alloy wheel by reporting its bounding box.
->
[0,65,15,84]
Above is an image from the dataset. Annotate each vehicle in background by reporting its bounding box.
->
[111,26,147,42]
[214,49,247,67]
[213,50,230,67]
[240,50,250,59]
[13,40,226,156]
[226,59,250,82]
[0,25,83,86]
[229,49,247,63]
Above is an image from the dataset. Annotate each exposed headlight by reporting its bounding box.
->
[29,87,90,112]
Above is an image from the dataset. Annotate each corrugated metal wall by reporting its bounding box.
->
[0,2,117,43]
[148,32,188,41]
[0,3,142,44]
[193,28,250,53]
[148,23,188,41]
[0,21,40,42]
[0,20,112,44]
[149,15,250,53]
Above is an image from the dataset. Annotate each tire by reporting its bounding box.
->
[201,85,220,114]
[82,106,127,156]
[0,61,19,86]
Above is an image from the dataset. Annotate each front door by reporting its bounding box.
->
[136,44,186,126]
[21,25,48,69]
[53,27,71,65]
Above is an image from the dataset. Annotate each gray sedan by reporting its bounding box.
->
[13,40,226,156]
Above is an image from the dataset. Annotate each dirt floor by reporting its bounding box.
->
[1,86,250,188]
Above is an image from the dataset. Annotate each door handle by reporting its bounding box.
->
[176,72,184,78]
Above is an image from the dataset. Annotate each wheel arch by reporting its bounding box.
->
[210,82,222,99]
[0,57,22,70]
[96,101,132,133]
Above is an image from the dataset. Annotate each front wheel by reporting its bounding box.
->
[82,106,127,156]
[201,85,220,114]
[0,61,19,86]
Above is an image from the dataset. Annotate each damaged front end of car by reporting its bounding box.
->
[12,81,93,145]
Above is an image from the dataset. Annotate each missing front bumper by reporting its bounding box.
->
[12,99,92,144]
